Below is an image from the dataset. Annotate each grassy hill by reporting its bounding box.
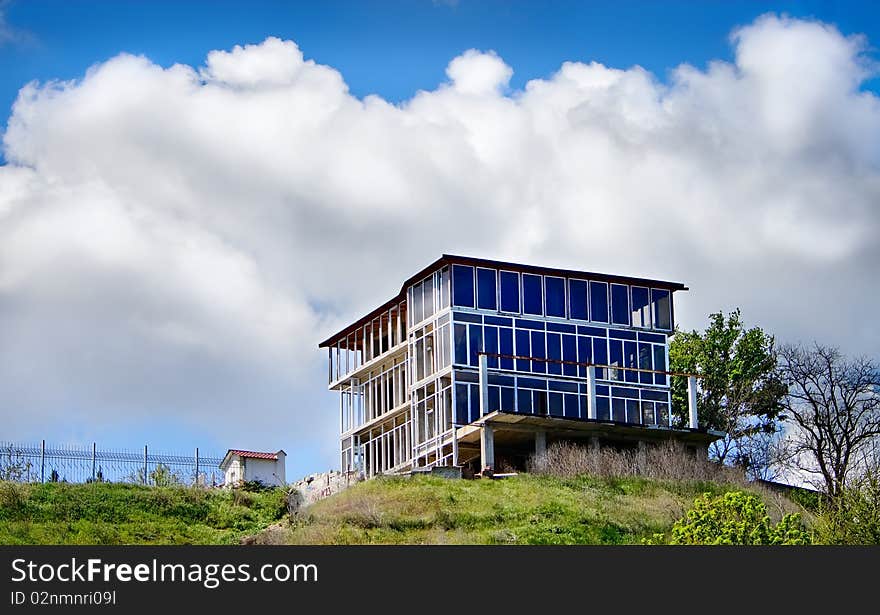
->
[0,481,287,545]
[0,474,808,545]
[267,473,807,545]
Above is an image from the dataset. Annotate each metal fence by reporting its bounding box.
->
[0,440,225,486]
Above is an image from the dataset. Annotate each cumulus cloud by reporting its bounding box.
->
[1,15,878,476]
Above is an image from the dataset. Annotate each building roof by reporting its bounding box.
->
[220,449,285,468]
[228,450,279,460]
[318,254,688,348]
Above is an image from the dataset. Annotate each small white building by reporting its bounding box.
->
[219,449,286,487]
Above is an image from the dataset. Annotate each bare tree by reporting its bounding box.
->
[777,343,880,498]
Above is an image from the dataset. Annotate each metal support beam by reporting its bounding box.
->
[687,375,699,429]
[586,365,597,420]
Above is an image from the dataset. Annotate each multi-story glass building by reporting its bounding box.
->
[320,255,720,478]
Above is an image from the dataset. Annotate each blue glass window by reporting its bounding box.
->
[522,274,543,315]
[411,282,424,325]
[454,312,482,323]
[564,393,579,418]
[611,284,630,326]
[624,341,638,383]
[499,327,514,370]
[577,336,591,378]
[651,289,672,330]
[631,286,650,328]
[547,322,576,333]
[544,276,566,318]
[477,268,497,311]
[517,389,533,414]
[500,271,520,313]
[642,401,656,425]
[549,392,564,417]
[638,342,652,384]
[452,265,475,308]
[609,339,623,381]
[612,398,626,422]
[453,323,468,365]
[455,383,469,424]
[569,279,589,320]
[516,318,544,330]
[534,391,548,415]
[500,387,515,412]
[642,390,669,402]
[590,281,609,323]
[593,338,607,379]
[546,333,562,375]
[562,335,578,377]
[485,316,512,326]
[484,326,499,368]
[469,383,480,422]
[515,330,530,372]
[597,397,610,421]
[626,399,642,424]
[468,324,482,367]
[531,331,546,374]
[657,402,670,425]
[653,345,667,386]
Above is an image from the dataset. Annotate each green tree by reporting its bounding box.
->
[669,309,786,469]
[663,491,809,545]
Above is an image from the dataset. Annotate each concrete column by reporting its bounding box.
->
[589,436,600,452]
[636,441,647,472]
[535,431,547,457]
[687,375,699,429]
[480,424,495,473]
[586,365,597,420]
[479,353,489,417]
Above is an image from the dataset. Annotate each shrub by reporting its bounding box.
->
[656,491,809,545]
[528,440,745,484]
[814,471,880,545]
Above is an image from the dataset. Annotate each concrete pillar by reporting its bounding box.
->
[535,431,547,458]
[636,441,647,472]
[687,375,699,429]
[586,365,597,420]
[479,353,489,417]
[480,424,495,473]
[589,436,600,452]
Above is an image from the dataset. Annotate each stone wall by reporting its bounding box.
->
[290,469,362,508]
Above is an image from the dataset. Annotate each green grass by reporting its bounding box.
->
[1,475,806,545]
[277,474,805,545]
[0,481,287,545]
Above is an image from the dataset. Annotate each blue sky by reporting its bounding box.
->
[3,0,879,128]
[1,1,879,481]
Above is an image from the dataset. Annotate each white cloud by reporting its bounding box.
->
[1,14,878,477]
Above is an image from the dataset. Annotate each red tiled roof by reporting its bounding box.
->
[227,449,278,460]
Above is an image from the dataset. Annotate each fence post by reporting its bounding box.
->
[143,445,148,485]
[91,442,96,481]
[40,440,45,483]
[194,447,199,486]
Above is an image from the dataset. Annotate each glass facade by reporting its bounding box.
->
[327,259,679,477]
